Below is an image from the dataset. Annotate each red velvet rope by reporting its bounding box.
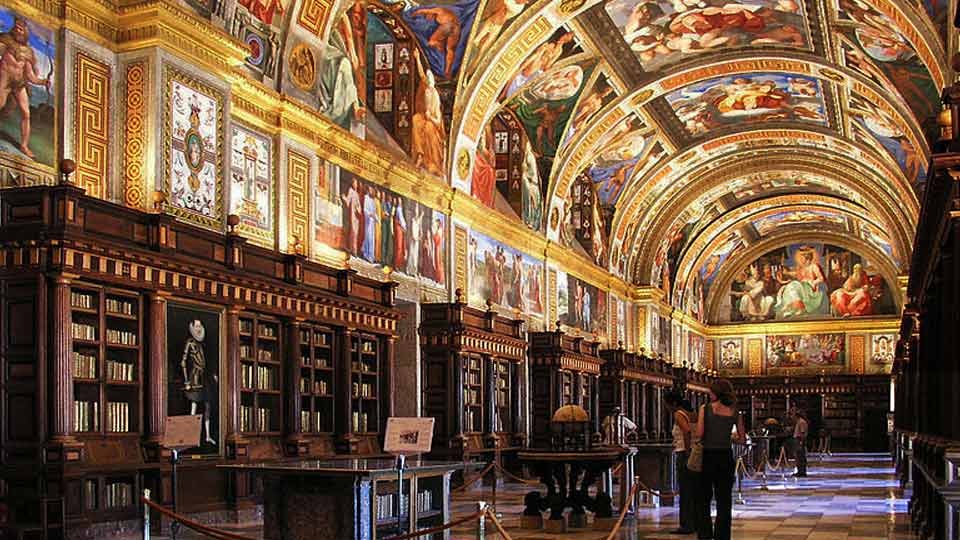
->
[142,496,256,540]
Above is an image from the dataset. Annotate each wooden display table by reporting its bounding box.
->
[518,448,627,530]
[632,441,676,506]
[221,459,469,540]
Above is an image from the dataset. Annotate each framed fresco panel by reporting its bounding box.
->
[0,10,57,169]
[870,334,894,364]
[229,123,274,246]
[718,338,743,370]
[163,67,225,229]
[166,302,223,457]
[765,333,845,373]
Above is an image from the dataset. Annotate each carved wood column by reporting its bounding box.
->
[654,385,663,438]
[485,357,496,434]
[285,319,306,456]
[146,292,168,446]
[452,352,465,440]
[383,335,396,426]
[225,306,247,458]
[640,382,649,437]
[591,375,600,434]
[337,327,354,440]
[49,275,75,443]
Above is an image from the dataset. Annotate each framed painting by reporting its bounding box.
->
[166,302,223,457]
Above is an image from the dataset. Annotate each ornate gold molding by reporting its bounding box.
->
[116,1,248,74]
[122,60,147,208]
[628,154,916,283]
[73,51,111,199]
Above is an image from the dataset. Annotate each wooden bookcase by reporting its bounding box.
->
[349,333,381,436]
[527,326,603,448]
[238,314,283,436]
[462,354,484,434]
[0,185,400,538]
[735,375,888,451]
[598,347,675,439]
[419,296,527,463]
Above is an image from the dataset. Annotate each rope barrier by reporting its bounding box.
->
[611,462,623,476]
[379,510,485,540]
[765,447,789,471]
[453,462,496,493]
[603,476,642,540]
[483,509,514,540]
[735,457,759,481]
[142,496,255,540]
[493,462,539,485]
[633,477,664,498]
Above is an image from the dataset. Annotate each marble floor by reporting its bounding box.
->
[448,453,916,540]
[156,453,915,539]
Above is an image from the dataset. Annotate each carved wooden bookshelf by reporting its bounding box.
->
[0,185,400,538]
[527,325,603,448]
[419,293,527,467]
[598,346,675,440]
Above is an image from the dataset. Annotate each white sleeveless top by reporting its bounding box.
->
[673,410,690,452]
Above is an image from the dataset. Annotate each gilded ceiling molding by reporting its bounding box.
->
[672,196,902,296]
[449,1,601,190]
[695,231,905,324]
[116,1,248,74]
[703,315,900,338]
[843,0,946,88]
[626,154,917,281]
[612,128,919,273]
[560,55,928,222]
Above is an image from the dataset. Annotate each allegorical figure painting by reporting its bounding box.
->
[848,93,925,185]
[666,73,826,136]
[584,115,662,207]
[605,0,810,72]
[314,163,447,285]
[0,10,55,167]
[167,304,221,456]
[467,231,544,315]
[765,333,845,370]
[558,271,608,336]
[723,243,895,323]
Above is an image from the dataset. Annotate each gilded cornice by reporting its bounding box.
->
[230,76,283,132]
[116,1,248,73]
[704,316,901,338]
[629,285,666,305]
[543,241,630,298]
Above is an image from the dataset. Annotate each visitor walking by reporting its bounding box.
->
[793,408,809,477]
[695,379,746,540]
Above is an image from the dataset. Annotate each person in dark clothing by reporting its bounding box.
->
[665,391,698,534]
[695,379,746,540]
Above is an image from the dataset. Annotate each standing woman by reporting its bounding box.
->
[665,391,697,535]
[695,379,746,540]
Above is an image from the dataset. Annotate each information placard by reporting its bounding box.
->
[162,415,202,450]
[383,417,435,455]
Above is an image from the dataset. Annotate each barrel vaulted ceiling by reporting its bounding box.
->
[192,0,948,322]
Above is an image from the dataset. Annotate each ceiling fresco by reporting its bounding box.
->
[188,0,944,322]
